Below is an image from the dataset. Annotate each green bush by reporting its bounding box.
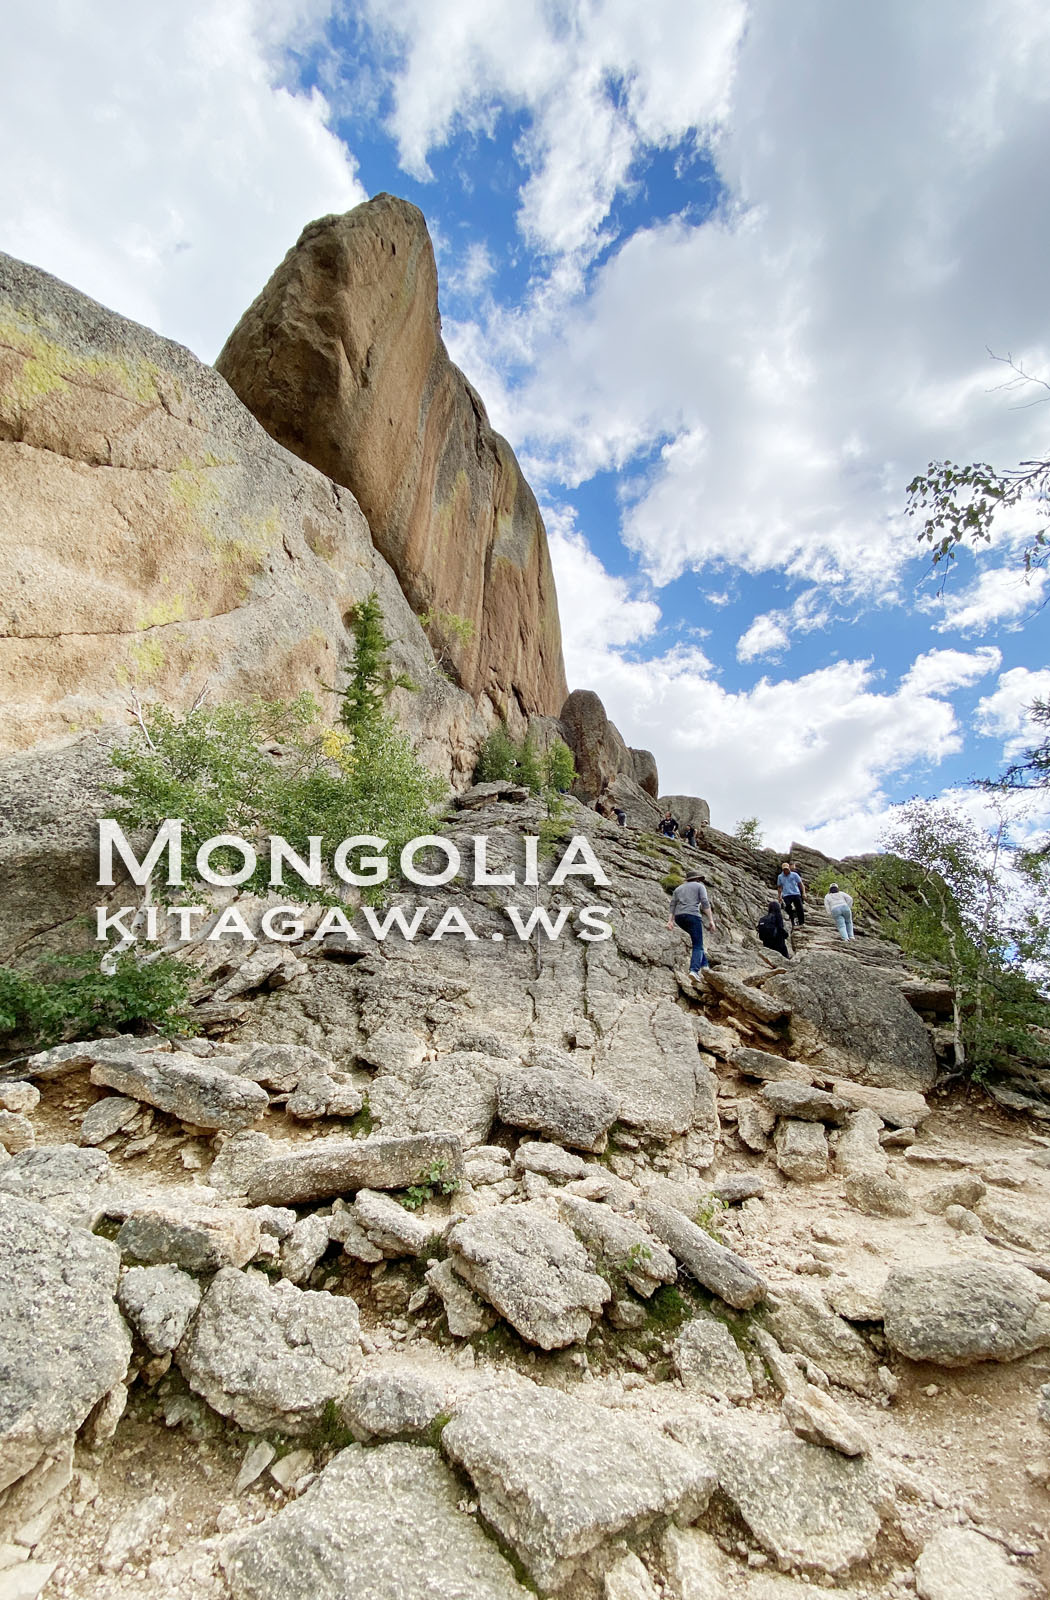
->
[544,738,576,794]
[0,953,195,1049]
[474,724,520,784]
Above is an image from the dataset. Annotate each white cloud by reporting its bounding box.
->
[900,646,1001,697]
[736,613,789,662]
[545,510,664,680]
[976,666,1050,757]
[927,563,1049,634]
[0,0,365,358]
[364,1,1050,605]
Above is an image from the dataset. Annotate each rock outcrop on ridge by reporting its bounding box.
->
[215,194,568,722]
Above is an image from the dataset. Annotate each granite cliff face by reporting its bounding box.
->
[215,195,568,722]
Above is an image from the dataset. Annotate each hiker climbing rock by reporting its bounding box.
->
[756,898,791,959]
[667,871,717,977]
[777,861,806,928]
[824,881,855,941]
[658,810,679,838]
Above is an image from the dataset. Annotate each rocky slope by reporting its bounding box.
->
[215,195,568,722]
[2,798,1050,1600]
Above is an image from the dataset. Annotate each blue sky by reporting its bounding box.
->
[3,0,1049,854]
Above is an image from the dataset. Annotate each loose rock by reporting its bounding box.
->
[882,1261,1050,1366]
[774,1119,828,1182]
[447,1203,609,1348]
[643,1198,767,1309]
[496,1067,619,1153]
[246,1134,464,1207]
[117,1264,201,1354]
[90,1051,269,1133]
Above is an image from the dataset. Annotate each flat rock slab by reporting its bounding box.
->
[90,1051,269,1132]
[882,1261,1050,1366]
[442,1385,715,1591]
[447,1202,609,1348]
[915,1525,1034,1600]
[761,1083,850,1124]
[117,1202,262,1273]
[24,1036,163,1080]
[701,969,792,1023]
[222,1442,531,1600]
[590,997,706,1138]
[177,1267,362,1434]
[643,1198,766,1309]
[79,1096,140,1145]
[496,1066,618,1152]
[832,1080,931,1128]
[666,1410,891,1575]
[370,1051,500,1146]
[0,1145,112,1230]
[760,1283,880,1395]
[246,1133,464,1206]
[731,1046,815,1084]
[0,1197,130,1494]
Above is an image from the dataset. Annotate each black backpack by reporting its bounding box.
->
[756,910,780,943]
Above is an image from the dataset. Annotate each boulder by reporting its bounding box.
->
[222,1442,531,1600]
[643,1198,766,1309]
[666,1410,891,1575]
[116,1202,262,1274]
[831,1080,931,1127]
[215,194,567,721]
[761,1283,880,1395]
[914,1525,1034,1600]
[90,1051,269,1133]
[446,1203,609,1349]
[0,1197,131,1493]
[760,1082,850,1124]
[631,750,660,799]
[177,1267,362,1433]
[246,1133,464,1206]
[369,1052,501,1146]
[559,690,634,800]
[881,1261,1050,1366]
[0,1145,112,1230]
[554,1193,677,1297]
[441,1385,715,1591]
[657,795,711,832]
[496,1067,619,1153]
[117,1264,201,1355]
[426,1257,497,1338]
[774,1119,828,1182]
[673,1310,754,1401]
[766,951,936,1090]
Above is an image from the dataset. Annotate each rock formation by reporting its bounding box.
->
[215,195,567,722]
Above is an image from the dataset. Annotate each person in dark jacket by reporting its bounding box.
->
[756,899,791,959]
[682,823,696,847]
[658,811,679,838]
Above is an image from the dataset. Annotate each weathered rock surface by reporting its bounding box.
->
[643,1198,766,1309]
[117,1264,201,1355]
[774,1119,829,1182]
[352,1188,432,1258]
[766,952,937,1090]
[79,1095,140,1146]
[781,1383,871,1456]
[116,1202,262,1273]
[559,690,652,801]
[673,1310,754,1400]
[761,1283,880,1395]
[370,1051,500,1146]
[882,1261,1050,1366]
[222,1442,531,1600]
[666,1410,891,1575]
[447,1203,609,1348]
[215,195,567,722]
[555,1193,676,1297]
[914,1525,1035,1600]
[90,1051,269,1133]
[442,1385,715,1591]
[426,1256,497,1338]
[832,1080,931,1127]
[177,1267,362,1433]
[496,1066,619,1152]
[761,1082,850,1124]
[0,249,486,958]
[0,1145,111,1229]
[590,997,710,1138]
[246,1133,464,1206]
[0,1197,130,1493]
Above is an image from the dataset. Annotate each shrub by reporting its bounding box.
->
[0,953,194,1049]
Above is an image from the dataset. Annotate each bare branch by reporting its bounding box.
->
[128,690,157,751]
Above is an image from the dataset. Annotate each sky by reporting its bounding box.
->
[2,0,1048,857]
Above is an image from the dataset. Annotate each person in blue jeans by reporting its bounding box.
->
[777,862,806,927]
[667,872,717,977]
[823,882,855,941]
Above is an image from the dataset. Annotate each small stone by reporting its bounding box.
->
[761,1082,851,1124]
[0,1116,34,1155]
[774,1119,828,1182]
[0,1085,38,1116]
[352,1190,432,1258]
[944,1204,983,1235]
[513,1142,587,1181]
[781,1382,871,1456]
[279,1215,330,1283]
[119,1263,202,1354]
[735,1099,775,1153]
[844,1171,914,1218]
[99,1493,169,1573]
[235,1440,276,1494]
[78,1096,140,1146]
[269,1449,313,1490]
[922,1175,987,1214]
[674,1311,753,1400]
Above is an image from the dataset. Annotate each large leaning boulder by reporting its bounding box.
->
[0,1197,130,1492]
[215,193,567,721]
[881,1261,1050,1366]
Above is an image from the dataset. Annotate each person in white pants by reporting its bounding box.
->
[823,883,854,941]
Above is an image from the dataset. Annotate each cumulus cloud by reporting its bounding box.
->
[0,0,365,357]
[927,563,1050,635]
[976,666,1050,757]
[900,646,1001,697]
[736,613,790,662]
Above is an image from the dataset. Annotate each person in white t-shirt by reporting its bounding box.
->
[823,883,854,941]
